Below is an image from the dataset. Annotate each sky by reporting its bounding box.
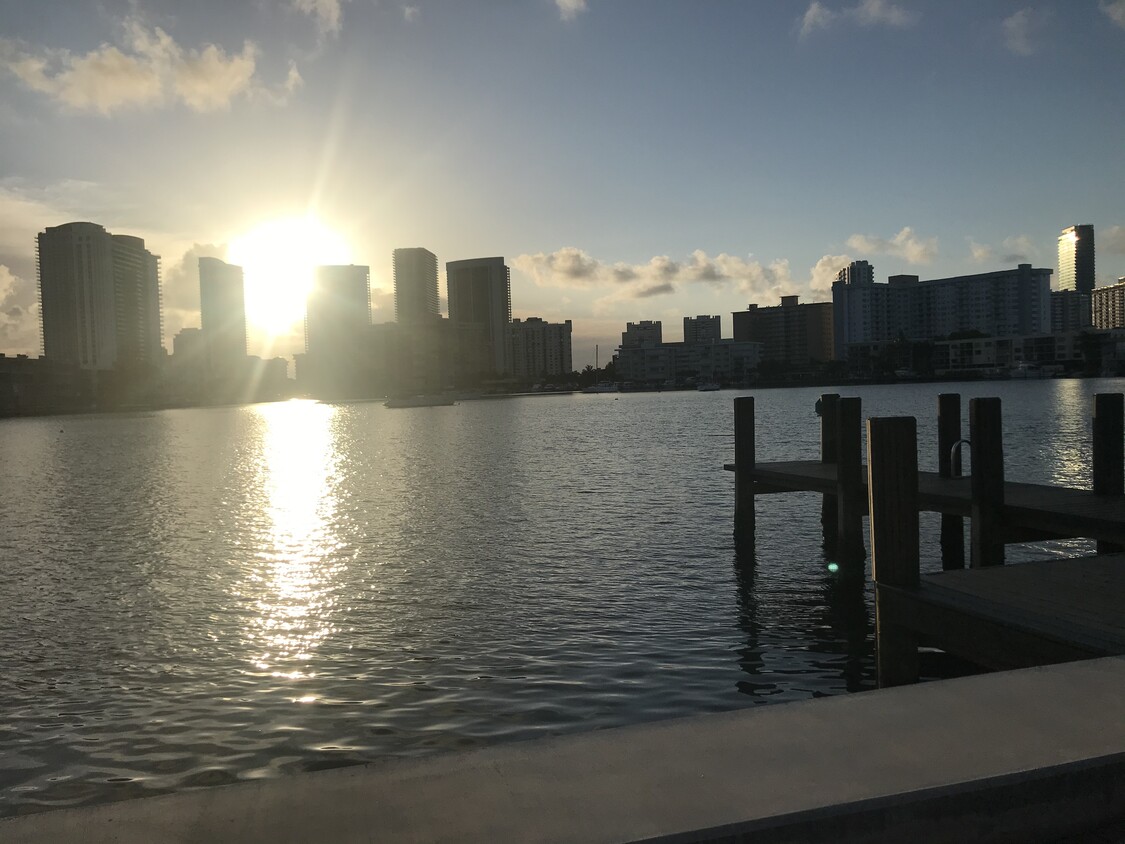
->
[1,0,1123,368]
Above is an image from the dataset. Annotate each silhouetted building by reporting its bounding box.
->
[621,320,663,348]
[614,337,761,386]
[1093,279,1125,330]
[393,248,440,325]
[509,317,572,380]
[1058,225,1095,294]
[683,315,721,344]
[38,221,163,371]
[733,296,834,369]
[447,257,512,377]
[303,264,371,397]
[832,264,1051,361]
[198,257,247,372]
[1051,290,1092,334]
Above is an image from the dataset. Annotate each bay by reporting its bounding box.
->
[0,377,1118,816]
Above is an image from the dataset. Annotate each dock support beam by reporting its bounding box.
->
[836,397,865,563]
[937,393,965,570]
[1093,392,1124,554]
[867,416,920,688]
[734,396,755,547]
[819,393,840,552]
[969,397,1005,568]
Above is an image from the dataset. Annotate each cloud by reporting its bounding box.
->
[798,0,917,37]
[1102,225,1125,256]
[293,0,349,35]
[1002,8,1049,56]
[556,0,588,22]
[402,5,420,22]
[1101,0,1125,29]
[968,235,1036,265]
[810,254,852,293]
[0,265,38,353]
[799,2,836,37]
[514,246,851,317]
[0,18,299,114]
[846,227,937,264]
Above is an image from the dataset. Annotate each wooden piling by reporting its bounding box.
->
[969,397,1005,568]
[819,393,840,549]
[1093,393,1124,554]
[836,397,865,562]
[867,416,920,688]
[938,393,965,570]
[734,396,755,545]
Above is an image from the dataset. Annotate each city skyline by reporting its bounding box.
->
[2,1,1124,367]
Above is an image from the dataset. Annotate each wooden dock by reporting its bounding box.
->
[726,392,1125,687]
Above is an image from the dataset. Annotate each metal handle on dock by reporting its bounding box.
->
[950,439,971,478]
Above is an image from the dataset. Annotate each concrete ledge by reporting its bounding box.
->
[4,657,1124,843]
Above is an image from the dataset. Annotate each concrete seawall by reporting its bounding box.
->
[4,657,1123,843]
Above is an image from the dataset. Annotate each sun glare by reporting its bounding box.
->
[227,216,352,339]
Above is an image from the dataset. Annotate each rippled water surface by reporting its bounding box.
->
[1,378,1119,816]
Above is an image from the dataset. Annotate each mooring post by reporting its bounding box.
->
[836,397,865,563]
[867,416,920,688]
[734,396,755,545]
[937,393,965,570]
[969,397,1005,567]
[1092,392,1124,554]
[819,393,841,549]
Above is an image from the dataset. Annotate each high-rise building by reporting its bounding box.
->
[683,315,722,344]
[733,296,834,368]
[509,317,572,379]
[306,264,371,358]
[1058,225,1095,294]
[832,264,1051,361]
[393,248,440,324]
[446,257,512,376]
[198,257,247,370]
[37,221,163,370]
[621,320,663,348]
[1092,279,1125,330]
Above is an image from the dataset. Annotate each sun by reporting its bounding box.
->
[227,216,353,339]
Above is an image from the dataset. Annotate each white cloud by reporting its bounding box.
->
[810,254,851,293]
[798,0,916,37]
[556,0,588,22]
[0,264,38,354]
[1101,0,1125,29]
[846,227,938,264]
[1002,8,1049,56]
[0,18,299,114]
[968,235,1036,265]
[514,247,849,316]
[402,5,421,22]
[293,0,349,35]
[800,2,836,37]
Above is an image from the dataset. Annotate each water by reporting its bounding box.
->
[1,377,1119,817]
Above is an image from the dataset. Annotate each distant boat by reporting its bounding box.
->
[582,382,619,394]
[696,382,721,392]
[384,395,456,408]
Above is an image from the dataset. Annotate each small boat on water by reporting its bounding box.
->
[384,395,456,408]
[582,382,619,394]
[696,382,721,392]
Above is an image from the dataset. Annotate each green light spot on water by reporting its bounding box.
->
[827,562,839,573]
